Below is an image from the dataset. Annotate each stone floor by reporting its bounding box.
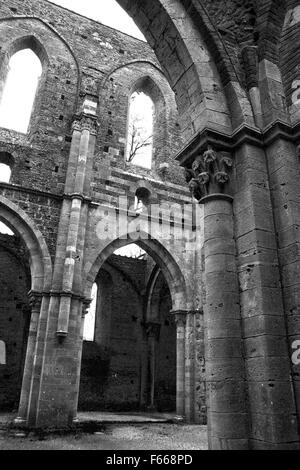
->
[77,411,178,423]
[0,412,208,450]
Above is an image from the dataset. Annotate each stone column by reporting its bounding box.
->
[27,98,99,428]
[265,137,300,431]
[15,291,42,425]
[184,310,196,422]
[172,311,187,418]
[72,299,91,423]
[234,142,300,449]
[186,146,249,449]
[57,111,98,336]
[146,322,161,410]
[140,322,149,409]
[194,310,206,424]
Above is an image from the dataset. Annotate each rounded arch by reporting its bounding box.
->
[84,233,188,312]
[0,196,52,292]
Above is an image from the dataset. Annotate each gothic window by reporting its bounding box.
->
[0,152,14,183]
[0,340,6,365]
[83,282,98,342]
[126,91,154,169]
[0,49,42,133]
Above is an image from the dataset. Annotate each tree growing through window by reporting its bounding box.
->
[126,91,154,169]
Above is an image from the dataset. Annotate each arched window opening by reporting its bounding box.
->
[0,340,6,365]
[126,91,154,169]
[0,49,42,133]
[0,221,14,236]
[134,187,151,214]
[0,163,11,183]
[83,282,98,342]
[0,152,14,183]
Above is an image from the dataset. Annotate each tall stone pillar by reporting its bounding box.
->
[15,291,42,425]
[24,97,99,428]
[139,322,149,409]
[234,142,300,449]
[186,146,249,450]
[172,311,187,418]
[72,299,91,423]
[57,108,98,337]
[146,322,161,410]
[265,136,300,430]
[184,310,196,422]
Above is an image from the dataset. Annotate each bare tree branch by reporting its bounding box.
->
[126,117,153,163]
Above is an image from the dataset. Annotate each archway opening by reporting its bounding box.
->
[78,242,177,414]
[0,220,31,411]
[0,152,14,184]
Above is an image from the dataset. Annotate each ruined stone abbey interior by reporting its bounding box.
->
[1,0,300,451]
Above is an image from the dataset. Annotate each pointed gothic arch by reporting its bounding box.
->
[0,196,52,292]
[84,232,188,313]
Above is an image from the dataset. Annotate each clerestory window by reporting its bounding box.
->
[0,49,42,133]
[0,152,14,183]
[126,91,154,169]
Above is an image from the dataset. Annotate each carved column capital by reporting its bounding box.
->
[72,113,99,135]
[185,145,233,203]
[82,298,92,318]
[27,290,43,310]
[171,310,188,327]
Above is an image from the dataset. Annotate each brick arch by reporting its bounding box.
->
[116,0,254,135]
[0,196,52,292]
[84,234,188,312]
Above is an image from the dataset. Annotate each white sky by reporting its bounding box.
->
[0,221,14,235]
[114,243,146,258]
[49,0,145,40]
[0,163,12,183]
[83,282,97,341]
[127,91,154,169]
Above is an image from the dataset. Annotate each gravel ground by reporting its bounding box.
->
[0,423,208,450]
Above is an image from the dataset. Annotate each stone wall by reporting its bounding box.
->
[0,233,30,410]
[79,254,176,412]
